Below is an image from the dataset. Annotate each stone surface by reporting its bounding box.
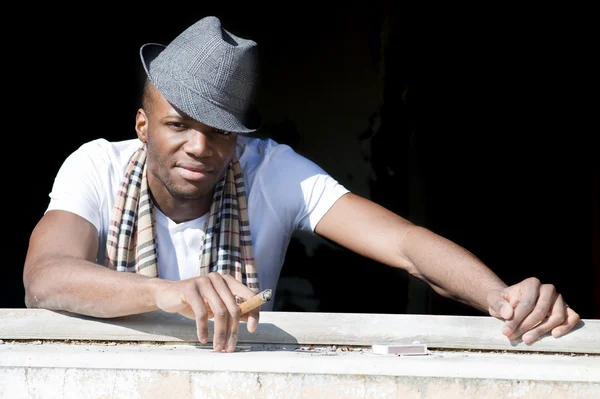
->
[2,309,598,398]
[1,309,598,354]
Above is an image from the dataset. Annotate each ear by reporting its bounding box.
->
[135,108,149,143]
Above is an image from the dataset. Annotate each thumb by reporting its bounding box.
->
[246,312,259,333]
[488,291,514,320]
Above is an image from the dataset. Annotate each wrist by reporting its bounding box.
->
[147,277,173,311]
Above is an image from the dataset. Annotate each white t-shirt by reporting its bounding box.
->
[46,136,349,310]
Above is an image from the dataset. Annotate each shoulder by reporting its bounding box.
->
[236,135,350,231]
[237,135,310,171]
[236,135,343,195]
[52,137,144,193]
[46,138,144,231]
[59,138,143,176]
[237,136,327,191]
[70,138,142,163]
[237,135,288,158]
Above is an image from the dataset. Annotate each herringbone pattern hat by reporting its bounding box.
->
[140,16,261,133]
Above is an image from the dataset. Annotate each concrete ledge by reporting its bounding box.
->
[2,342,599,381]
[0,309,597,354]
[3,367,598,399]
[1,309,599,398]
[1,342,599,399]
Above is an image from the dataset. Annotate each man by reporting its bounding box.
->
[23,16,580,353]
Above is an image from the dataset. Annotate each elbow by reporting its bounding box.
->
[22,261,50,309]
[24,291,40,309]
[23,273,43,309]
[24,276,59,311]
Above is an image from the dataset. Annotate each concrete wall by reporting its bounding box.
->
[1,309,599,398]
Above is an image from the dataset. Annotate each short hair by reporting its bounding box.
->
[141,78,157,114]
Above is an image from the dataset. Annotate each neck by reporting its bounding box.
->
[147,180,213,224]
[153,195,212,224]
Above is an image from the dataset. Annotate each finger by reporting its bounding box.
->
[508,284,557,342]
[183,287,210,344]
[222,274,261,333]
[196,276,230,352]
[244,306,260,334]
[520,293,567,344]
[488,290,514,320]
[209,273,242,353]
[551,306,581,338]
[501,278,542,338]
[239,312,256,330]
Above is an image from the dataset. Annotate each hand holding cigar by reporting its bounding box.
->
[156,278,271,352]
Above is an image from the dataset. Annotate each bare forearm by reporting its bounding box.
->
[24,255,168,318]
[402,226,507,312]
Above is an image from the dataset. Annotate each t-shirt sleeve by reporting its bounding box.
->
[255,143,350,232]
[45,141,108,232]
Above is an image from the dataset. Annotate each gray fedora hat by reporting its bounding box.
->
[140,16,261,134]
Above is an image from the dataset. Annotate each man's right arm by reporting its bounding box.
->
[23,210,165,317]
[23,209,260,352]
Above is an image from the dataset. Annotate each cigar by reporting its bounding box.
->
[239,289,273,315]
[205,289,272,319]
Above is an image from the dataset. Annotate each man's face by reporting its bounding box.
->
[136,85,238,203]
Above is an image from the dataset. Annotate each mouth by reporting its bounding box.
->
[175,164,212,182]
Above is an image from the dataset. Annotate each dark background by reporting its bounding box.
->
[4,3,598,319]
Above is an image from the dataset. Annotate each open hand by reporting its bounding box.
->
[487,277,580,344]
[155,272,260,352]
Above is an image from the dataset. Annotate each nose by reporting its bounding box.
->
[183,129,213,158]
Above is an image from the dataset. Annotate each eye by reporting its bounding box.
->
[166,122,188,131]
[211,128,232,136]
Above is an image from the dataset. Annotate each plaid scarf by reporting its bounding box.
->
[105,144,259,292]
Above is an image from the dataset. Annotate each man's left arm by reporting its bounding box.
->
[314,192,580,343]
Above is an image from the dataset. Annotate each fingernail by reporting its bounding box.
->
[198,331,208,344]
[227,333,238,352]
[552,329,563,338]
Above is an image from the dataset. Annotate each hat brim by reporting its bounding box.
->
[140,43,261,134]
